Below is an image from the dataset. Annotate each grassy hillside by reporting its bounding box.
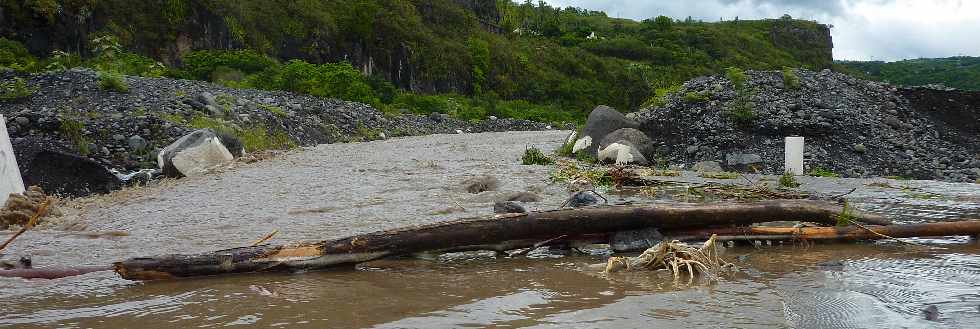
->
[1,0,833,122]
[837,57,980,90]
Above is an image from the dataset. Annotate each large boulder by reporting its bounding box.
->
[573,106,640,157]
[158,129,235,177]
[725,153,764,172]
[596,128,653,165]
[11,137,122,197]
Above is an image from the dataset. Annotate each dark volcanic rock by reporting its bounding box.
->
[12,138,122,197]
[576,106,640,157]
[630,69,980,182]
[597,127,654,165]
[493,201,528,214]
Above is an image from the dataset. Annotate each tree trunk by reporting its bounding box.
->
[115,200,888,280]
[663,221,980,242]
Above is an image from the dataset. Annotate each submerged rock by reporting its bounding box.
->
[459,175,499,194]
[493,201,527,214]
[565,191,603,208]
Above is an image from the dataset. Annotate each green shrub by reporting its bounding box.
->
[258,104,288,118]
[89,50,166,77]
[575,151,597,164]
[59,117,90,155]
[725,67,747,90]
[0,77,34,101]
[682,91,709,103]
[249,60,380,106]
[555,138,575,157]
[782,67,801,90]
[807,166,839,177]
[0,38,36,71]
[353,123,383,142]
[187,114,295,151]
[641,84,680,108]
[726,91,756,124]
[97,72,129,93]
[779,172,800,188]
[44,50,77,71]
[177,49,277,81]
[238,126,296,151]
[521,146,554,165]
[210,66,246,84]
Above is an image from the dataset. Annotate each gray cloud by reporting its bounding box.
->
[717,0,846,16]
[545,0,980,61]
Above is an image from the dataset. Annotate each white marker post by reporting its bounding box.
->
[0,115,26,205]
[785,136,805,175]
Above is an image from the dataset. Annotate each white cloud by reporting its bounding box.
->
[544,0,980,61]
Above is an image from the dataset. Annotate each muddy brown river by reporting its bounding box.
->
[2,130,980,328]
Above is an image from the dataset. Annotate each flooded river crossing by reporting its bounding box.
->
[2,131,980,328]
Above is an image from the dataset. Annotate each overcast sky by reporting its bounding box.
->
[545,0,980,61]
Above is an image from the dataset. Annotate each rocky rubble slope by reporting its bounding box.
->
[0,69,553,177]
[629,69,980,181]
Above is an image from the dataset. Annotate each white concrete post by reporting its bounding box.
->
[0,115,26,205]
[785,136,805,175]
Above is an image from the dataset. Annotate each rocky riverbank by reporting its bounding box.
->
[627,69,980,182]
[0,69,555,196]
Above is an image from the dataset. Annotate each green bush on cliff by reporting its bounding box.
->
[725,67,748,90]
[248,60,380,107]
[175,49,277,81]
[837,57,980,91]
[0,38,36,71]
[0,77,35,101]
[2,0,835,122]
[782,67,801,89]
[97,72,129,93]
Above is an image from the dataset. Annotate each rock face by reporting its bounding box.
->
[574,106,641,157]
[11,138,122,197]
[158,129,235,177]
[630,69,980,182]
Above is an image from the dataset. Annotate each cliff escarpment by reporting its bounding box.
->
[2,1,833,115]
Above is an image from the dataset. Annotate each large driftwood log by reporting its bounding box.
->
[115,200,888,280]
[663,220,980,242]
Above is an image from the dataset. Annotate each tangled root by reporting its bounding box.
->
[1,186,61,230]
[604,234,736,283]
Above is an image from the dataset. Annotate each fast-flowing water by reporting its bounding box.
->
[2,131,979,328]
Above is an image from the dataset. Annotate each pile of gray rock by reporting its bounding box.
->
[0,69,554,197]
[621,69,980,182]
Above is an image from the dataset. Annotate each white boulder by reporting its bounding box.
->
[597,142,648,165]
[158,129,235,177]
[572,136,592,153]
